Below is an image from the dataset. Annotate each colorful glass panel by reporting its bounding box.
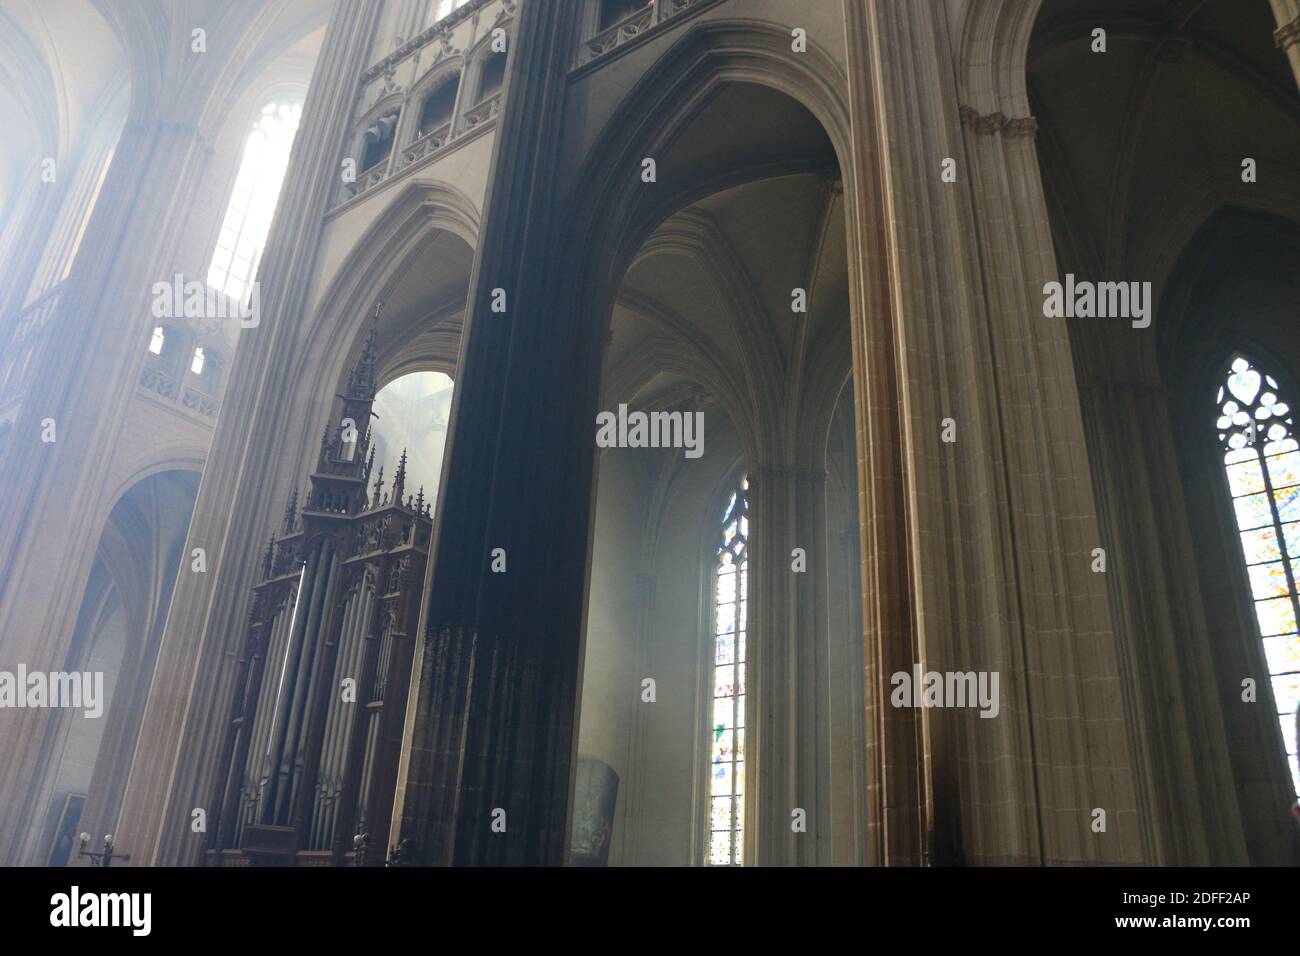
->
[1217,355,1300,797]
[709,474,748,864]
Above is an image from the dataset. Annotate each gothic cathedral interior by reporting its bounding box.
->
[1,0,1298,898]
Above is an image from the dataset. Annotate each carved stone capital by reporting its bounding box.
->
[1004,116,1039,139]
[959,105,1038,140]
[1276,16,1300,51]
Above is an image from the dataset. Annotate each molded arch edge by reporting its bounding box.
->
[1156,203,1300,392]
[559,19,852,333]
[291,178,480,395]
[103,453,206,525]
[956,0,1043,118]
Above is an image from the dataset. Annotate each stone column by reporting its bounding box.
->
[747,463,794,866]
[0,115,218,863]
[111,0,387,865]
[615,570,656,865]
[833,521,868,865]
[1271,0,1300,90]
[961,6,1246,862]
[1073,373,1249,864]
[392,0,592,866]
[853,0,1142,864]
[790,467,832,866]
[749,462,833,866]
[843,0,925,867]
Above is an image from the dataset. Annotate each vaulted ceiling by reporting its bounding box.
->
[1030,0,1300,284]
[0,0,124,217]
[1029,0,1300,380]
[604,82,849,467]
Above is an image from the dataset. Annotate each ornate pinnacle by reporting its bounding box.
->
[347,300,383,399]
[284,488,299,532]
[392,448,408,502]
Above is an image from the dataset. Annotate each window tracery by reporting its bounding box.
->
[1216,354,1300,796]
[709,474,748,865]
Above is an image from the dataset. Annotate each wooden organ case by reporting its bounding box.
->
[206,324,433,865]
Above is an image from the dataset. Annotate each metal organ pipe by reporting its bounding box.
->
[279,542,337,824]
[237,578,299,842]
[311,580,370,850]
[263,545,325,824]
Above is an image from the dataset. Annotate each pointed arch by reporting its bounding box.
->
[954,0,1043,119]
[294,178,479,397]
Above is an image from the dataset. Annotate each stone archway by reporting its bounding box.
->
[570,77,869,865]
[17,468,199,866]
[386,5,916,866]
[123,178,481,867]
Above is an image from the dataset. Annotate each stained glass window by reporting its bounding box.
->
[709,475,748,865]
[1216,354,1300,798]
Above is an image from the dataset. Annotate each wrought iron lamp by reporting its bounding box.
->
[77,833,130,867]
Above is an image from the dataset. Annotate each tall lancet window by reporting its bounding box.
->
[709,475,748,865]
[430,0,468,25]
[1216,354,1300,797]
[207,100,303,303]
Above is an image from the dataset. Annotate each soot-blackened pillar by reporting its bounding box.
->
[394,0,595,867]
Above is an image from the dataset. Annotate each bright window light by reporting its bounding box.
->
[207,101,303,303]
